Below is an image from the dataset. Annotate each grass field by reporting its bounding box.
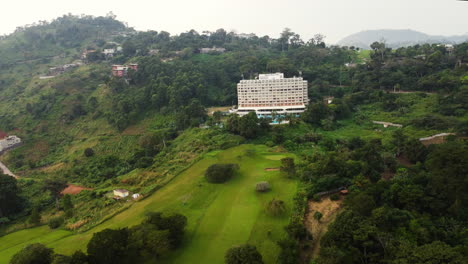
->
[0,144,297,263]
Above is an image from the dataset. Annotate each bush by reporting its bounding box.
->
[255,181,271,192]
[314,211,323,221]
[10,243,53,264]
[205,163,239,183]
[266,199,286,216]
[48,216,64,229]
[225,244,264,264]
[280,157,296,178]
[84,148,95,157]
[330,194,340,201]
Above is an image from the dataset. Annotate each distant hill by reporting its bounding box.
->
[337,29,468,49]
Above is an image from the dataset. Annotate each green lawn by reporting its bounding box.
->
[0,144,297,263]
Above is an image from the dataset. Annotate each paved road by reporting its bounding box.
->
[0,160,18,178]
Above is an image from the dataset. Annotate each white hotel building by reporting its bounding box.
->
[233,73,308,118]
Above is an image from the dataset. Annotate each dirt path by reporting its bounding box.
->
[0,160,18,178]
[303,197,343,261]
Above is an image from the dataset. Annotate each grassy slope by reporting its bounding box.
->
[0,144,297,263]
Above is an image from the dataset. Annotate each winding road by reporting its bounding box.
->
[0,160,18,178]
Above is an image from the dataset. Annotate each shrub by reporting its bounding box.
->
[204,163,239,183]
[48,216,64,229]
[225,244,264,264]
[280,157,296,178]
[330,194,340,201]
[29,208,41,225]
[10,243,53,264]
[84,148,95,157]
[266,199,286,216]
[314,211,323,221]
[255,181,271,192]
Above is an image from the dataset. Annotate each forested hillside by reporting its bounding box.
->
[0,14,467,264]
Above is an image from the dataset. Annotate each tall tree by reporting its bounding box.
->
[0,173,23,218]
[43,177,67,209]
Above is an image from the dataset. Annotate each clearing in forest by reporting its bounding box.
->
[304,197,343,259]
[0,144,297,264]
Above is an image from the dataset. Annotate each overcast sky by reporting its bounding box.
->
[1,0,467,43]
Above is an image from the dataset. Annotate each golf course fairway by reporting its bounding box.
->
[0,144,298,263]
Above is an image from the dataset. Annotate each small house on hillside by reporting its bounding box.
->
[113,189,129,198]
[0,135,22,152]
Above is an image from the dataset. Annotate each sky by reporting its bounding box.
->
[1,0,467,43]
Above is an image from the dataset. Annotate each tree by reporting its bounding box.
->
[314,211,323,222]
[226,114,240,134]
[61,194,73,218]
[84,148,95,157]
[0,173,23,218]
[61,194,73,210]
[404,138,427,163]
[225,244,264,264]
[347,193,376,216]
[280,157,296,178]
[10,243,53,264]
[394,241,464,264]
[213,111,223,123]
[425,142,468,218]
[391,130,406,156]
[302,102,330,126]
[142,212,188,248]
[87,228,129,264]
[43,177,68,209]
[205,163,239,183]
[128,225,171,258]
[70,251,89,264]
[122,40,137,57]
[238,112,260,139]
[29,207,41,225]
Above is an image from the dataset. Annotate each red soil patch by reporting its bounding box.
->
[61,184,93,195]
[265,168,280,171]
[0,130,7,140]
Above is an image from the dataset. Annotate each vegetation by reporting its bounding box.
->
[10,243,53,264]
[225,244,264,264]
[0,145,297,263]
[0,173,23,218]
[266,199,286,216]
[0,13,466,264]
[205,163,239,183]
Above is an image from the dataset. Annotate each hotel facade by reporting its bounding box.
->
[233,73,308,118]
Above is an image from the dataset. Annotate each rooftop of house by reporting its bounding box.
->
[114,189,129,193]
